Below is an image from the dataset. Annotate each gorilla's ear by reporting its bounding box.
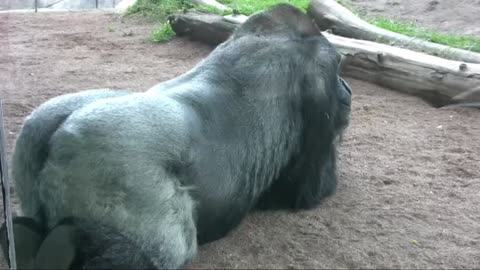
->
[234,3,320,38]
[0,217,46,270]
[34,223,79,269]
[337,54,347,73]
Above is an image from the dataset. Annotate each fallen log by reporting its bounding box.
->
[323,33,480,107]
[168,10,480,107]
[307,0,480,64]
[168,9,237,46]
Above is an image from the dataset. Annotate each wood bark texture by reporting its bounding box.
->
[168,9,238,46]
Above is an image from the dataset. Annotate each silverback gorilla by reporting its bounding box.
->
[1,3,352,269]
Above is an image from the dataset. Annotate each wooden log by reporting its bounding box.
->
[307,0,480,64]
[168,9,238,46]
[168,10,480,107]
[323,33,480,107]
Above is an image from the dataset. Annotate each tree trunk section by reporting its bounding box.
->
[168,9,238,46]
[324,32,480,107]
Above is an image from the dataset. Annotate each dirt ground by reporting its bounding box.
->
[1,2,479,269]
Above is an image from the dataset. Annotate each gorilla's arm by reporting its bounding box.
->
[255,68,342,211]
[255,144,337,210]
[0,217,46,269]
[0,216,156,269]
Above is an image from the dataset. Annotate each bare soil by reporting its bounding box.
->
[1,4,479,269]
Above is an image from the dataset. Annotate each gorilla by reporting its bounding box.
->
[0,3,352,269]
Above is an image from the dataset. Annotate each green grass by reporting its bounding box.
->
[126,0,480,52]
[195,4,232,15]
[213,0,480,53]
[217,0,309,15]
[368,17,480,52]
[150,22,176,42]
[126,0,195,21]
[126,0,194,42]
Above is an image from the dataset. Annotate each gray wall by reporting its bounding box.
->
[1,0,118,10]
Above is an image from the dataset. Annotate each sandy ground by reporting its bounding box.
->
[1,3,479,269]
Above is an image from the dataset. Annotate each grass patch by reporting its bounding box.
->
[195,4,232,15]
[150,22,175,42]
[126,0,195,42]
[216,0,480,52]
[217,0,309,15]
[126,0,194,21]
[368,17,480,52]
[126,0,480,53]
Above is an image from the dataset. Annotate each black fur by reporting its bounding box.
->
[0,216,47,269]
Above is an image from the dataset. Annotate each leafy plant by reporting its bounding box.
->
[150,22,175,42]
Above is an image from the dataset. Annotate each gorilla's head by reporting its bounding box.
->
[233,3,352,135]
[232,3,321,38]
